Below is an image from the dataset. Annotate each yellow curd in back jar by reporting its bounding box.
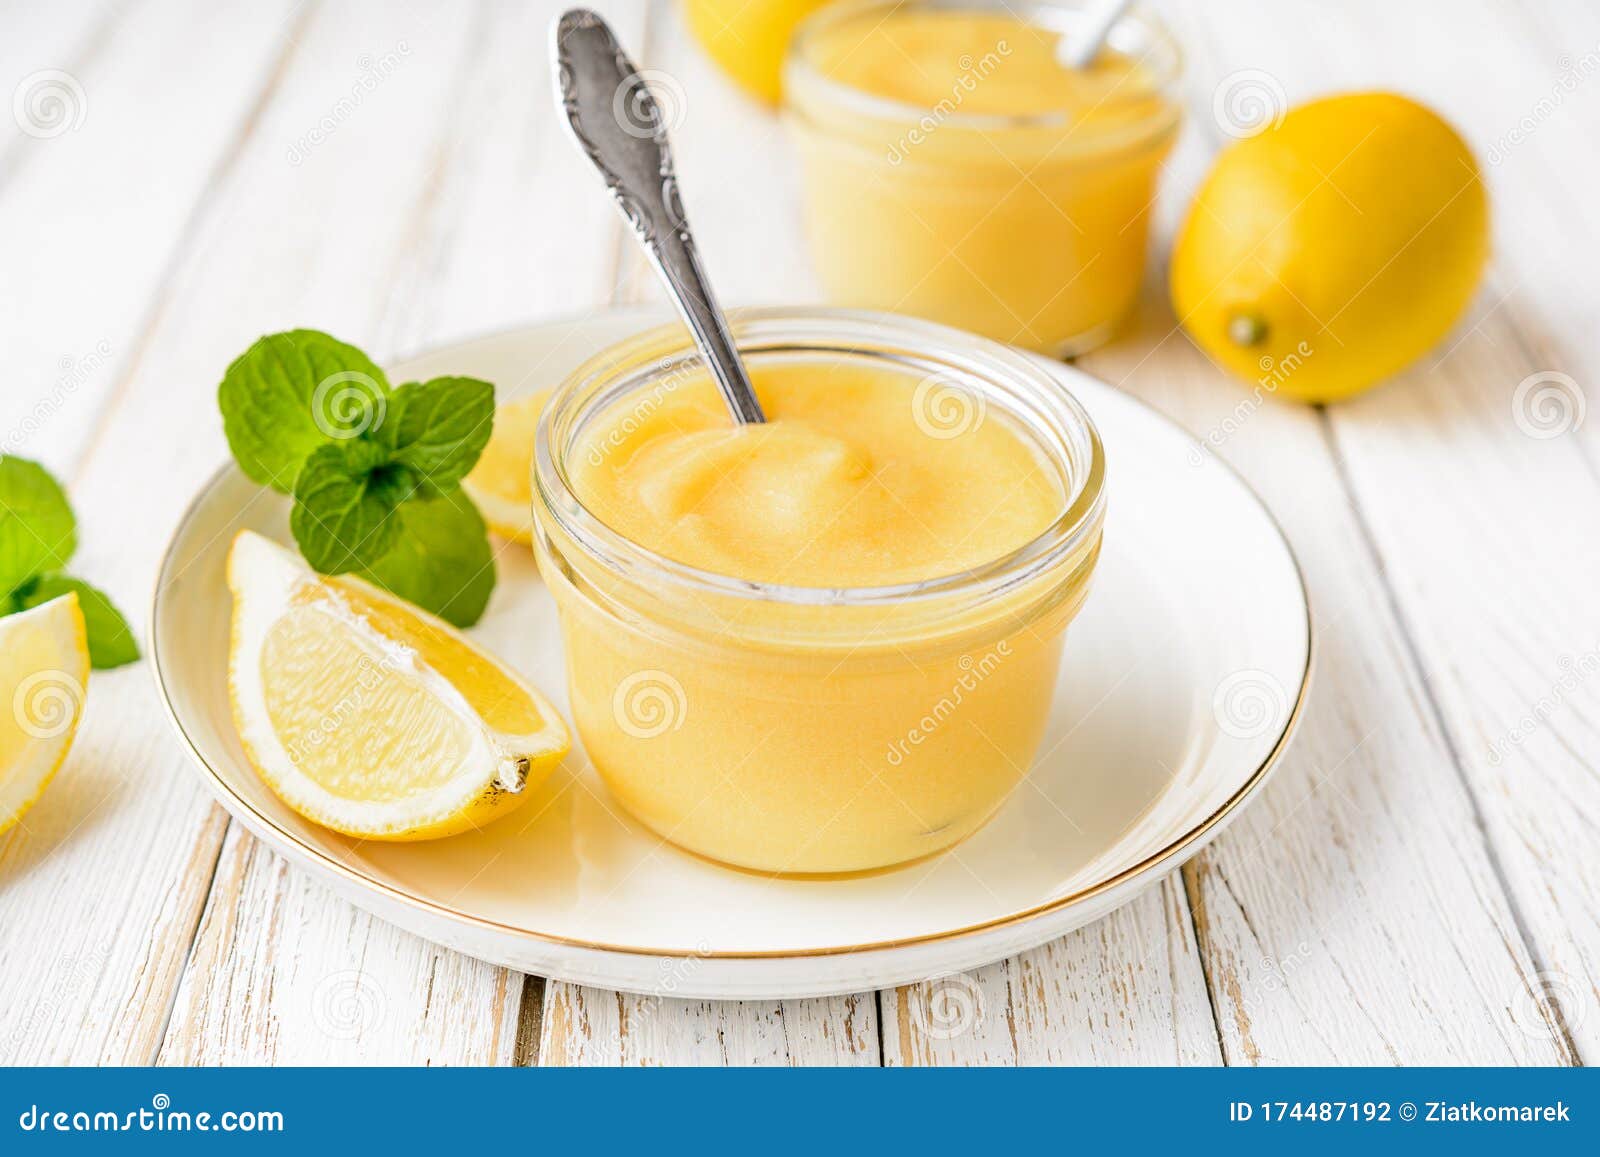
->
[531,310,1105,874]
[784,0,1182,354]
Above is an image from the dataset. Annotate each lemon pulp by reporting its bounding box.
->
[228,531,568,841]
[0,594,88,837]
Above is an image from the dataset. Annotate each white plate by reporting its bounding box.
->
[152,308,1311,999]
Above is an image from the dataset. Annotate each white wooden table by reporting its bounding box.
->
[2,0,1596,1066]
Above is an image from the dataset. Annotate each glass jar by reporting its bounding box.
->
[784,0,1182,356]
[532,309,1105,874]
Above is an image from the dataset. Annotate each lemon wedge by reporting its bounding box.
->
[1,593,89,838]
[461,390,548,545]
[226,530,569,840]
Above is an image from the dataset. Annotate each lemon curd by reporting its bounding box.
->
[571,360,1062,587]
[785,1,1181,354]
[532,312,1105,874]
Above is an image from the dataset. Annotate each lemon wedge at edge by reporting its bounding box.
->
[227,530,569,841]
[0,593,89,838]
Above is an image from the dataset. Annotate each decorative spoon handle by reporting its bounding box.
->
[552,8,765,424]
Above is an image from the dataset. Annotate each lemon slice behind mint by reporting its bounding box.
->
[461,391,548,546]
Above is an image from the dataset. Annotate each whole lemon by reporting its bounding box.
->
[683,0,833,104]
[1170,92,1489,403]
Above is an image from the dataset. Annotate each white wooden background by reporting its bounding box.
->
[1,0,1596,1066]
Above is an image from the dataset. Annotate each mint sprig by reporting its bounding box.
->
[0,456,139,669]
[218,331,498,627]
[218,330,391,490]
[359,487,495,628]
[384,377,496,495]
[290,441,408,574]
[0,456,76,584]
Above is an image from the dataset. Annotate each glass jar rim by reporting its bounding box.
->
[532,307,1107,610]
[783,0,1183,133]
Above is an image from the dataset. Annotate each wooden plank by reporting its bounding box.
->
[1108,308,1571,1064]
[0,0,287,473]
[1067,0,1576,1063]
[1304,0,1600,1060]
[0,2,116,196]
[151,0,650,1065]
[0,0,306,1066]
[160,824,522,1065]
[540,988,878,1066]
[882,878,1223,1066]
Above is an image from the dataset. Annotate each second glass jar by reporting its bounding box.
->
[784,0,1182,355]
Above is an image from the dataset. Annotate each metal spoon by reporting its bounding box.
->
[551,8,765,425]
[1056,0,1133,69]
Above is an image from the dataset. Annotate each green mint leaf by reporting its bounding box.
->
[19,574,139,669]
[358,487,495,627]
[217,331,501,625]
[290,441,409,574]
[219,330,391,492]
[384,377,495,496]
[0,456,77,595]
